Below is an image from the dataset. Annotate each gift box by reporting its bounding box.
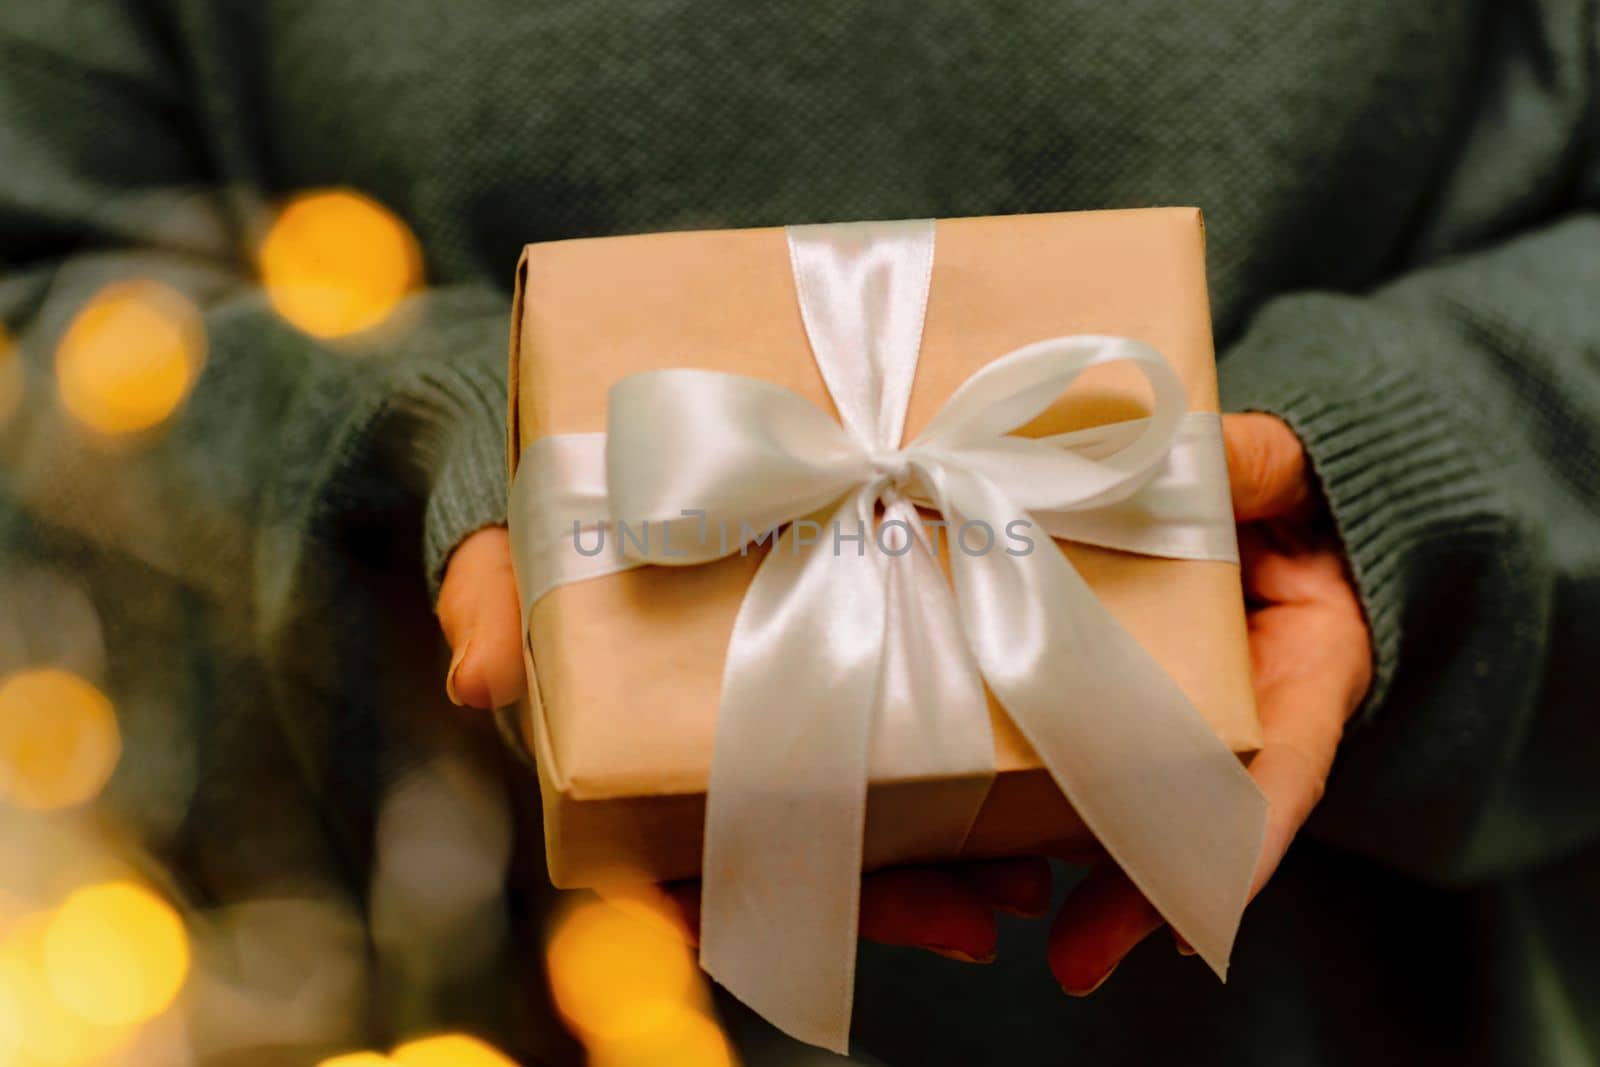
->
[506,208,1265,1048]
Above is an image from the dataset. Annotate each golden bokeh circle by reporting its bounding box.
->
[0,972,21,1065]
[0,914,131,1065]
[55,280,205,436]
[317,1053,395,1067]
[587,1001,736,1067]
[42,881,190,1026]
[0,668,121,811]
[390,1033,518,1066]
[258,189,423,339]
[546,897,698,1044]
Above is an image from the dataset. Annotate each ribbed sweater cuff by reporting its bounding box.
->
[1219,293,1500,720]
[422,388,509,600]
[389,344,509,604]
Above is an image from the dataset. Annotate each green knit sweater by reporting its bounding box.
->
[2,2,1598,1064]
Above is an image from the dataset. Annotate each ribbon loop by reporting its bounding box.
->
[606,369,870,564]
[910,334,1189,512]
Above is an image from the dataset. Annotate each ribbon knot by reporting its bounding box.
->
[868,449,915,493]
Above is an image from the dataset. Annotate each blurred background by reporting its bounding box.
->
[0,187,796,1067]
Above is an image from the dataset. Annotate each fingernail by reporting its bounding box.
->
[929,946,995,964]
[445,635,473,706]
[1174,932,1196,957]
[1061,963,1117,997]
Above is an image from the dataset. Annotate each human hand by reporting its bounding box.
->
[437,525,528,711]
[1045,412,1372,993]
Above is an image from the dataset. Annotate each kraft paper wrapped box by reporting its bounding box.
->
[507,207,1261,890]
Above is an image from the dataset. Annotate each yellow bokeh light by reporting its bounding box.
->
[258,189,422,339]
[41,882,189,1027]
[0,915,130,1065]
[54,279,205,436]
[591,876,693,936]
[316,1035,519,1067]
[317,1053,394,1067]
[587,1001,736,1067]
[390,1033,518,1067]
[0,976,21,1065]
[0,668,120,811]
[0,322,21,429]
[547,897,698,1044]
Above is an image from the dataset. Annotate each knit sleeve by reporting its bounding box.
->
[1212,0,1600,889]
[0,0,509,618]
[1219,213,1600,885]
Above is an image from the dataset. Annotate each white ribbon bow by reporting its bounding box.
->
[509,219,1267,1053]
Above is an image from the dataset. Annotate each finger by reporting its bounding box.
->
[1238,525,1310,608]
[956,857,1053,918]
[1246,578,1371,698]
[1239,529,1354,610]
[664,868,1000,963]
[1246,604,1370,896]
[1223,413,1311,522]
[436,526,527,709]
[1047,598,1369,988]
[1046,864,1163,995]
[860,867,998,962]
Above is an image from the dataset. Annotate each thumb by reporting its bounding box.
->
[1222,413,1311,522]
[436,526,527,709]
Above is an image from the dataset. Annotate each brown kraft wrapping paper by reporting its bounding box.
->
[507,207,1261,888]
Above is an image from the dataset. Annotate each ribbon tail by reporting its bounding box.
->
[699,489,887,1053]
[926,463,1268,976]
[867,498,996,856]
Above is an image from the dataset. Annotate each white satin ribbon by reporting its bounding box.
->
[508,219,1266,1053]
